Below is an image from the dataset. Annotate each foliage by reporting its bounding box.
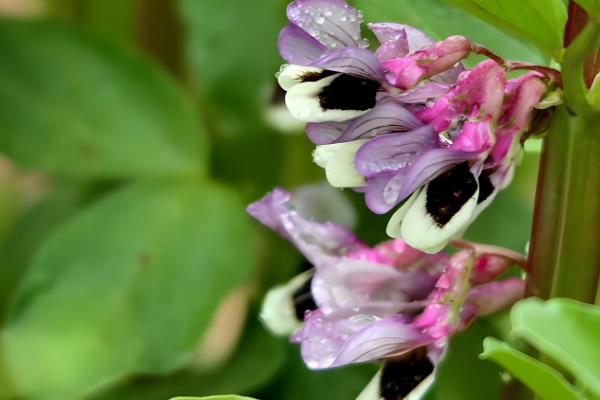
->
[482,298,600,400]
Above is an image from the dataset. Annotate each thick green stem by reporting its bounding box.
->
[527,106,600,301]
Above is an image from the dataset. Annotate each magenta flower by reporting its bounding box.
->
[248,189,524,398]
[274,0,549,253]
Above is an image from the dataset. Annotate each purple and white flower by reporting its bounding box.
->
[274,0,550,253]
[248,188,524,399]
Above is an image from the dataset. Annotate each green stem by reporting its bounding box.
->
[527,21,600,302]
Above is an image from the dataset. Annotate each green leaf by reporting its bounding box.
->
[87,317,286,400]
[445,0,566,58]
[170,396,257,400]
[512,298,600,398]
[1,181,253,400]
[354,0,547,66]
[481,338,585,400]
[0,18,206,178]
[178,0,284,134]
[575,0,600,22]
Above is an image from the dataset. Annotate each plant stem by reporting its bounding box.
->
[527,20,600,302]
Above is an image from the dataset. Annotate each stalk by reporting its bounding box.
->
[526,19,600,302]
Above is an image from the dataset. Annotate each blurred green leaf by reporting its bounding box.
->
[87,317,286,400]
[354,0,547,65]
[178,0,284,134]
[512,298,600,398]
[1,181,253,400]
[0,18,206,178]
[0,186,88,324]
[481,338,585,400]
[427,319,503,400]
[445,0,566,58]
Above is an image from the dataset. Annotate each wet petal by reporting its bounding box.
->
[355,125,437,178]
[394,82,451,104]
[381,36,471,90]
[368,22,434,60]
[313,140,368,187]
[312,257,438,314]
[307,100,422,145]
[299,310,427,368]
[287,0,364,49]
[312,47,384,81]
[247,188,365,265]
[278,24,327,64]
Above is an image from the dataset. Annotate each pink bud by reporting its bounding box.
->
[381,35,471,89]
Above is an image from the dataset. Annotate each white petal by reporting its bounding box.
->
[313,140,368,188]
[285,74,371,122]
[386,190,419,239]
[277,64,324,91]
[396,185,478,254]
[260,271,312,336]
[356,368,382,400]
[355,365,435,400]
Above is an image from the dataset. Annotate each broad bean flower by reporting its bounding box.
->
[248,189,524,399]
[276,0,549,253]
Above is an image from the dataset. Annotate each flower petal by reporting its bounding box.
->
[388,164,480,253]
[312,257,438,315]
[368,22,434,60]
[260,271,314,336]
[313,140,368,187]
[278,24,327,64]
[287,0,365,49]
[299,310,427,368]
[465,278,524,317]
[397,149,479,202]
[306,121,349,144]
[285,72,379,122]
[306,100,422,145]
[355,125,437,177]
[381,36,471,90]
[394,82,451,104]
[247,188,365,265]
[277,64,327,91]
[312,47,384,81]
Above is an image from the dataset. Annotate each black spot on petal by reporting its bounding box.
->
[477,169,496,204]
[292,274,317,321]
[425,162,478,227]
[299,69,336,83]
[380,348,434,400]
[319,74,379,111]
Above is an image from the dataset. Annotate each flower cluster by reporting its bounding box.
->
[276,0,549,253]
[248,189,524,399]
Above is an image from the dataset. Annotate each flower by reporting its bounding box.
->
[275,0,550,253]
[248,188,524,398]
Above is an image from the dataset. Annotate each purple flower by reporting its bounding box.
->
[248,189,524,397]
[276,0,466,124]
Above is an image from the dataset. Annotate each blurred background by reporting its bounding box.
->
[0,0,546,399]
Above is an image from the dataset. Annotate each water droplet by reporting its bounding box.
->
[315,15,325,24]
